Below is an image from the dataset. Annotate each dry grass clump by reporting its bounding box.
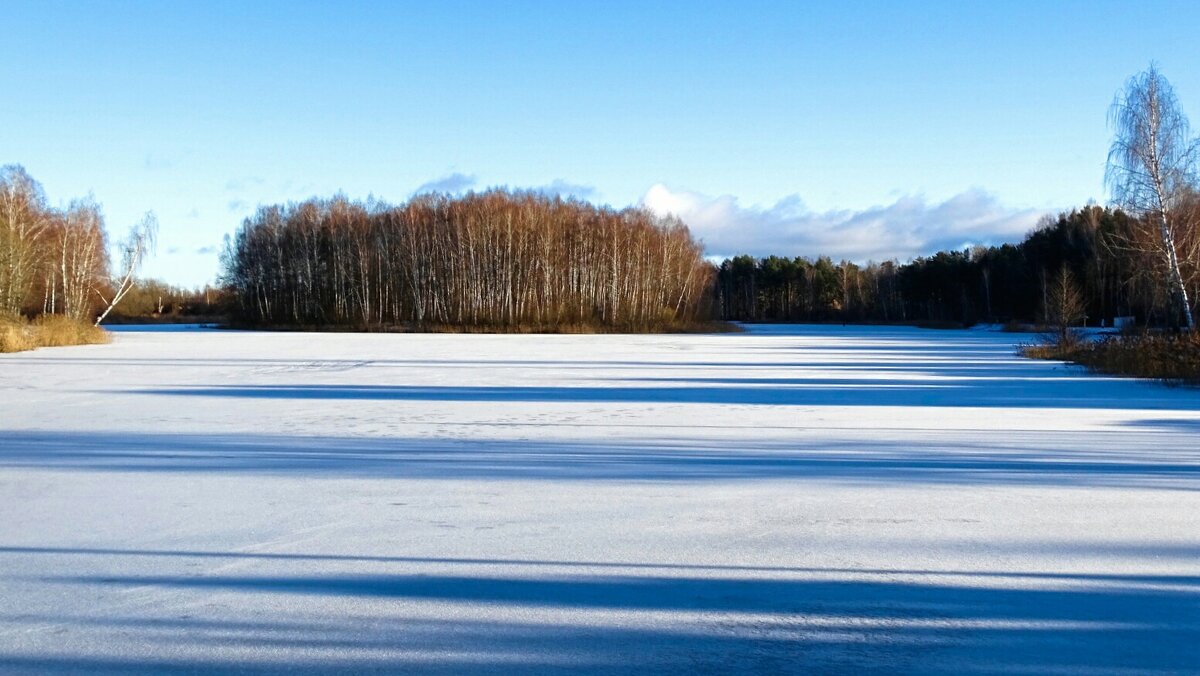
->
[1022,332,1200,385]
[32,315,110,347]
[0,318,34,353]
[0,315,109,353]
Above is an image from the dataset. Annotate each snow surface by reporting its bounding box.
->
[1,324,1198,674]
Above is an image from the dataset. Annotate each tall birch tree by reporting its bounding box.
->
[1106,65,1198,330]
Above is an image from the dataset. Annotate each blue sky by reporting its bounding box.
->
[4,0,1199,287]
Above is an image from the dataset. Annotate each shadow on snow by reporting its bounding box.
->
[2,547,1197,674]
[1,429,1198,489]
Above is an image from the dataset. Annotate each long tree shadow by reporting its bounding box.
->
[123,377,1200,410]
[2,430,1198,488]
[7,563,1197,674]
[54,568,1200,618]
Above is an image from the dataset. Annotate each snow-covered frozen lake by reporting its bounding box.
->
[1,324,1198,674]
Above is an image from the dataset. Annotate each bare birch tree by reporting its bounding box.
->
[57,197,109,321]
[1046,267,1087,346]
[1106,65,1198,330]
[95,213,157,326]
[0,165,50,316]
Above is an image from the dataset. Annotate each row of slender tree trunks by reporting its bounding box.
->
[0,166,109,321]
[223,191,713,330]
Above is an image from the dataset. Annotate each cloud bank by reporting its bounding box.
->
[641,184,1047,263]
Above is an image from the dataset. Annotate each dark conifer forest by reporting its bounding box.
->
[713,204,1199,328]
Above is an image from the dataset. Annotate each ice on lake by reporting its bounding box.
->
[1,324,1198,674]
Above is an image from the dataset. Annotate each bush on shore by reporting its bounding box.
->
[0,315,109,353]
[1022,332,1200,385]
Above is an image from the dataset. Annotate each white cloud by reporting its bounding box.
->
[534,179,596,200]
[642,184,1047,262]
[414,172,477,195]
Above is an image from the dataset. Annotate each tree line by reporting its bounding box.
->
[0,165,157,326]
[106,280,227,319]
[714,204,1198,326]
[221,190,713,330]
[1,165,109,321]
[224,189,1195,332]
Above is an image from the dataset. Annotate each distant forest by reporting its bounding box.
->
[218,194,1200,331]
[221,190,712,330]
[218,193,1200,331]
[714,204,1199,327]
